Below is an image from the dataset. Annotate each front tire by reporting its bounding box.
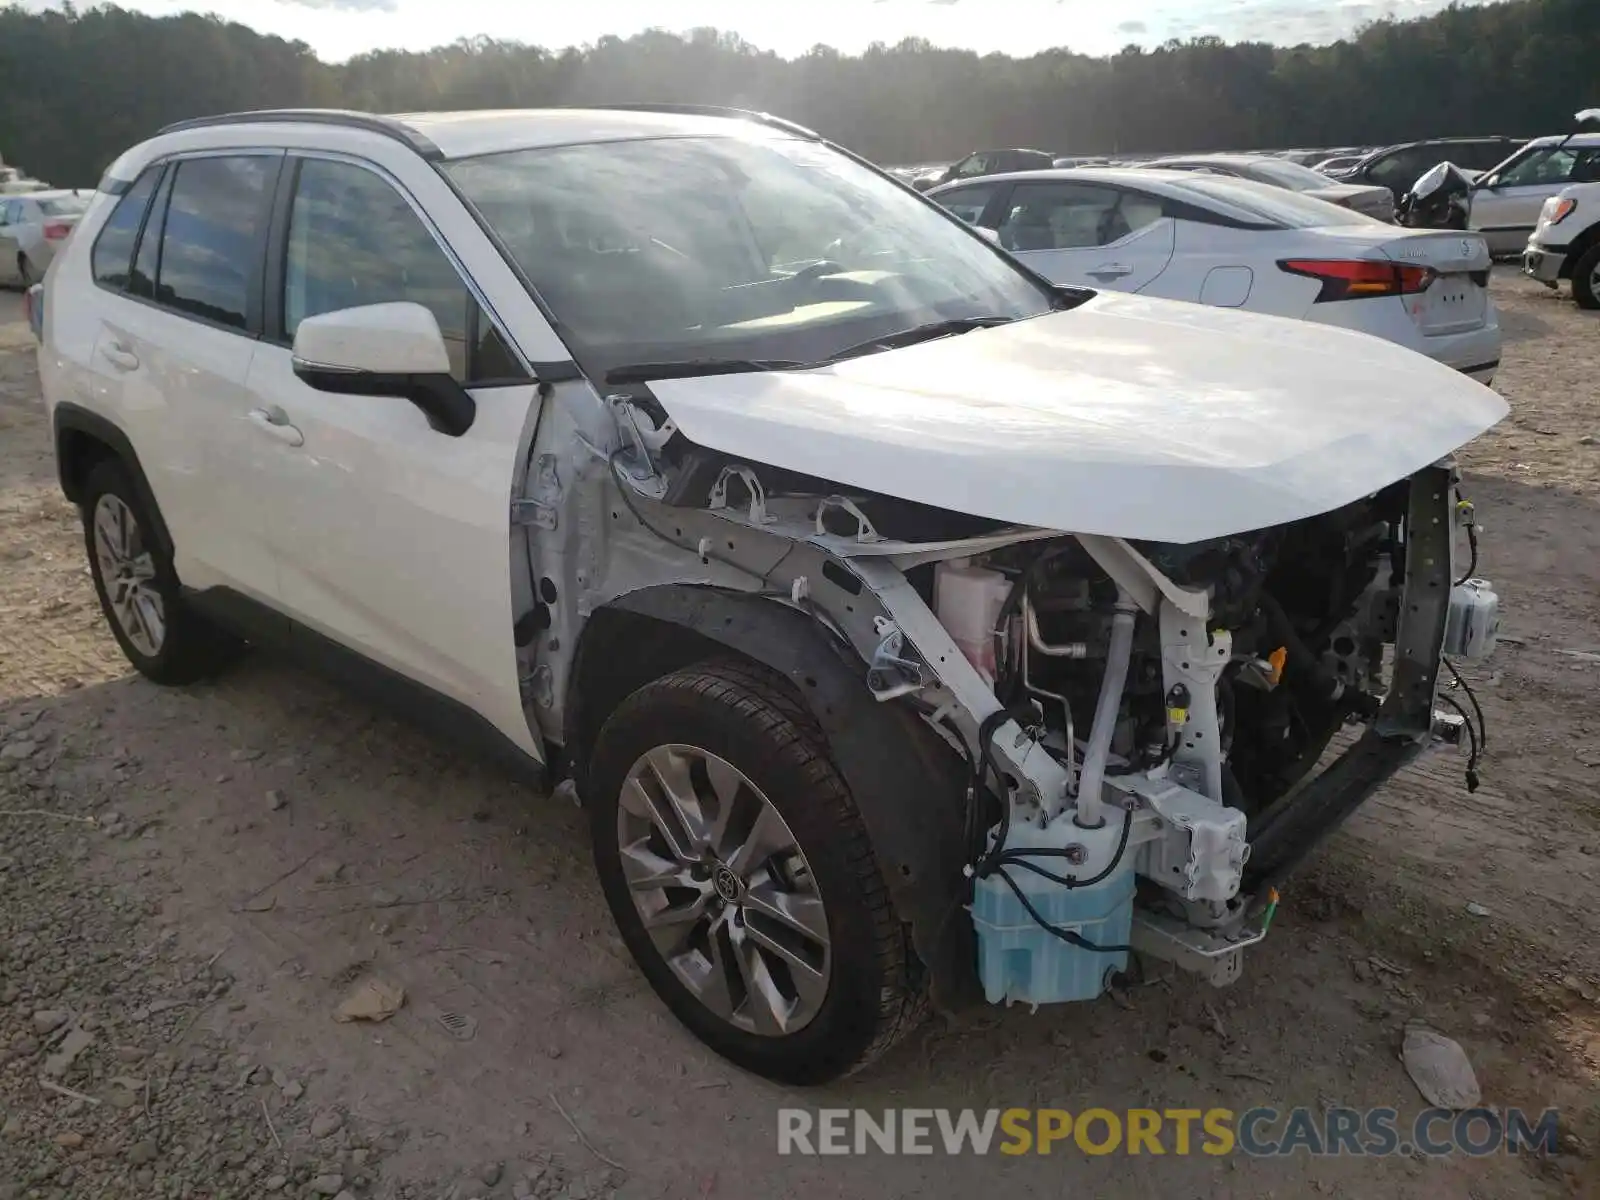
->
[81,459,242,685]
[1572,243,1600,310]
[588,659,925,1084]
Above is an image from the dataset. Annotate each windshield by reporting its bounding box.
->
[1172,176,1384,228]
[445,134,1055,374]
[1239,159,1338,191]
[36,196,88,216]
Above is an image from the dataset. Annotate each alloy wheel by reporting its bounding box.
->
[617,744,831,1036]
[92,493,165,658]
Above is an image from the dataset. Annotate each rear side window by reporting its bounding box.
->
[91,168,161,290]
[998,183,1163,250]
[155,156,275,331]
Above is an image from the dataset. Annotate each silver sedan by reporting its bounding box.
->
[0,190,91,287]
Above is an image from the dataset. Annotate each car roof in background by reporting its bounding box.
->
[929,166,1320,222]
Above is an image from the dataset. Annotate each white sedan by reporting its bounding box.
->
[929,168,1501,384]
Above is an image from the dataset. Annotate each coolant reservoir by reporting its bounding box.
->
[934,559,1011,683]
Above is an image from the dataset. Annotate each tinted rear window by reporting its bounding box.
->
[91,169,160,290]
[154,156,275,330]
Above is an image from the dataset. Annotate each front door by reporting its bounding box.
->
[1471,145,1600,252]
[243,154,544,757]
[996,181,1176,292]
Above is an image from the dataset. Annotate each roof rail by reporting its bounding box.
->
[573,104,820,141]
[156,109,444,160]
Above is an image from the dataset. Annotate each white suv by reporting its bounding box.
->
[37,107,1506,1084]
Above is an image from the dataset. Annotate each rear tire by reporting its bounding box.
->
[17,255,37,289]
[81,459,243,685]
[1572,243,1600,310]
[587,658,925,1084]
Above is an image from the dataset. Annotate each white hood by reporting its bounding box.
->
[649,292,1507,544]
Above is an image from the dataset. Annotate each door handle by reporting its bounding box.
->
[1088,263,1133,279]
[248,406,304,448]
[102,340,140,372]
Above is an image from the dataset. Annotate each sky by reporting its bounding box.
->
[22,0,1508,61]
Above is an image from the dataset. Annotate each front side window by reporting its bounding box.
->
[156,156,275,330]
[446,134,1054,376]
[91,167,161,290]
[999,183,1163,251]
[282,158,520,384]
[952,154,991,179]
[1493,147,1577,189]
[934,183,999,225]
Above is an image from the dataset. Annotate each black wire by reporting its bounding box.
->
[990,866,1136,955]
[1454,490,1478,587]
[972,708,1016,873]
[987,806,1134,888]
[1443,656,1488,752]
[1438,693,1480,792]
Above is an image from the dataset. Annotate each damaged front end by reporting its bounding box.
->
[554,391,1499,1012]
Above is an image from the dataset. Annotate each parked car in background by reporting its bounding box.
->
[1327,137,1528,205]
[1148,154,1395,221]
[1313,153,1368,175]
[929,167,1500,382]
[0,190,90,286]
[910,147,1054,191]
[1466,128,1600,255]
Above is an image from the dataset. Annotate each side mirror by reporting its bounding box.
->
[291,302,476,437]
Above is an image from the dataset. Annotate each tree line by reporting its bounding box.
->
[1,0,1595,187]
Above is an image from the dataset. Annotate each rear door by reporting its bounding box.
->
[994,180,1175,291]
[243,153,544,756]
[84,152,285,602]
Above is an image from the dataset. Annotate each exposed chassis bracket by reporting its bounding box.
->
[1130,910,1267,988]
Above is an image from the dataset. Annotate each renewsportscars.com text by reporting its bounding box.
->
[777,1107,1560,1157]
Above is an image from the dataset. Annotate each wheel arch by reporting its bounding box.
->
[1561,220,1600,279]
[564,584,980,1010]
[53,403,173,557]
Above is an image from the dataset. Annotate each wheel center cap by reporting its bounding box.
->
[712,865,741,903]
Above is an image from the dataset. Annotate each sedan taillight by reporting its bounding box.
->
[1278,259,1436,302]
[42,222,72,241]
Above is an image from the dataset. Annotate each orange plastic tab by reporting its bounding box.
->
[1267,646,1288,686]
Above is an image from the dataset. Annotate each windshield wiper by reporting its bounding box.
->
[603,316,1020,385]
[821,315,1018,364]
[603,358,812,385]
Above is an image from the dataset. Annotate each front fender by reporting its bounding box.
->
[569,584,980,1011]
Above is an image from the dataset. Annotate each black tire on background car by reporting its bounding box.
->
[81,458,243,685]
[1572,242,1600,311]
[587,658,925,1084]
[17,255,37,289]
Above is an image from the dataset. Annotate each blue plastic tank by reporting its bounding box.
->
[971,815,1135,1006]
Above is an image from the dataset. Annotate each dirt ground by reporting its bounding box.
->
[0,275,1597,1200]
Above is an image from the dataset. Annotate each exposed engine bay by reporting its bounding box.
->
[542,392,1500,1009]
